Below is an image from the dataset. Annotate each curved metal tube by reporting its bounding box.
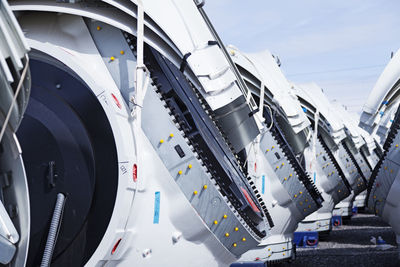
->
[40,193,66,267]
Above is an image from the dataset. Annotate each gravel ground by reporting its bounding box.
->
[275,213,400,267]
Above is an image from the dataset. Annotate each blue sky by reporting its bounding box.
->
[204,0,400,114]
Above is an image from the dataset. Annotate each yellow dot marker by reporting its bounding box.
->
[188,164,192,169]
[266,149,269,152]
[225,233,230,237]
[373,195,376,199]
[96,26,101,30]
[289,174,293,177]
[110,56,115,61]
[281,163,285,166]
[203,185,208,190]
[271,146,275,149]
[223,214,228,219]
[120,50,125,55]
[169,133,174,138]
[300,202,303,205]
[178,170,183,175]
[193,191,198,195]
[284,177,287,181]
[294,194,297,198]
[242,237,246,242]
[213,220,218,225]
[305,199,308,202]
[268,248,271,251]
[300,191,303,194]
[276,166,279,169]
[233,243,237,247]
[396,144,399,148]
[159,139,164,144]
[234,227,239,232]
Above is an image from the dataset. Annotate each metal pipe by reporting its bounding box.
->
[40,193,66,267]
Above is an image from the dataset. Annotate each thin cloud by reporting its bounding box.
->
[205,0,400,113]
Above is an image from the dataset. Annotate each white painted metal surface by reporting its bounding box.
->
[228,47,321,262]
[227,46,310,134]
[0,0,385,266]
[296,146,334,233]
[0,1,30,265]
[361,49,400,119]
[17,13,239,266]
[332,102,365,150]
[295,83,347,144]
[292,83,356,224]
[4,0,274,265]
[361,47,400,257]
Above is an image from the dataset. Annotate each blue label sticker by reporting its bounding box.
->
[153,191,160,224]
[302,107,307,113]
[262,175,265,194]
[313,172,316,183]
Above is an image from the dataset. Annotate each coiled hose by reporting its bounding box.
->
[40,193,66,267]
